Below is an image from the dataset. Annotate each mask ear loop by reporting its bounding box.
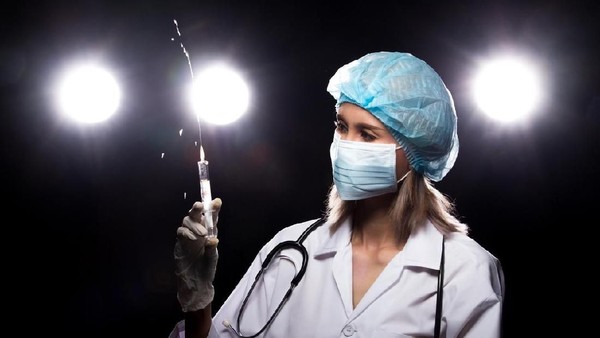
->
[395,145,411,184]
[396,168,411,184]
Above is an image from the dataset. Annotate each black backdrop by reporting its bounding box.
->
[2,1,598,336]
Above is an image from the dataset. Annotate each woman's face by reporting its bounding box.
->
[334,103,410,179]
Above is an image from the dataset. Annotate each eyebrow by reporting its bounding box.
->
[336,114,387,131]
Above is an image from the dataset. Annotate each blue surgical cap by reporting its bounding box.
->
[327,51,459,181]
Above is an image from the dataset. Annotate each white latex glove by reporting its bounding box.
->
[174,198,222,312]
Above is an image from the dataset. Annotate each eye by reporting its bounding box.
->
[360,130,376,141]
[334,120,348,133]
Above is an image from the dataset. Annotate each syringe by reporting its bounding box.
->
[198,146,217,238]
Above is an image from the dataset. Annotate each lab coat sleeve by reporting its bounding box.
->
[167,320,185,338]
[448,253,505,338]
[458,294,503,337]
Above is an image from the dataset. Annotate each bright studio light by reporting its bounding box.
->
[189,64,250,125]
[56,63,121,124]
[472,56,543,123]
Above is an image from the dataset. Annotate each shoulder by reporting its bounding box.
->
[251,217,331,267]
[446,233,500,267]
[261,218,327,249]
[444,232,504,298]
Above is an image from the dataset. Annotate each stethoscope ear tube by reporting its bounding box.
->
[434,236,445,338]
[261,241,298,269]
[259,239,310,286]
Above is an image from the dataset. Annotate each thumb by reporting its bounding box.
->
[211,198,222,225]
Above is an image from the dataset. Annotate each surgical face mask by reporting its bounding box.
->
[330,132,407,201]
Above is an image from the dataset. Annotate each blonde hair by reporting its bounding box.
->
[325,171,468,243]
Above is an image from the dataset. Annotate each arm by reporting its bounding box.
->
[174,199,222,338]
[455,253,505,338]
[184,303,213,338]
[459,261,505,338]
[458,296,503,338]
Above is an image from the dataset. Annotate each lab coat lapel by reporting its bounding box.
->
[317,218,355,318]
[348,250,405,320]
[332,242,354,318]
[347,220,443,320]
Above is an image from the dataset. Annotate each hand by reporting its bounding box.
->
[174,198,222,312]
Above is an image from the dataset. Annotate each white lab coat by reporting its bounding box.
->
[170,217,504,338]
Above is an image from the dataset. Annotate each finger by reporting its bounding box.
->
[188,201,205,222]
[182,215,208,237]
[176,228,206,259]
[211,198,222,212]
[205,237,219,247]
[176,226,198,240]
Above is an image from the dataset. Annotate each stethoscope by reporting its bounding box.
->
[223,218,446,338]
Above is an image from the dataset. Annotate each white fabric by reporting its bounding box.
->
[170,217,504,338]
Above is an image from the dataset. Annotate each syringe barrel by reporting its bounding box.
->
[198,161,217,238]
[199,159,210,180]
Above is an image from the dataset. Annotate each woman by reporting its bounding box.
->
[171,51,504,338]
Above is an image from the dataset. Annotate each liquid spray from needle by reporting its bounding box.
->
[173,19,216,239]
[173,19,250,238]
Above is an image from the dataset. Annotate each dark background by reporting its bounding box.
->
[2,0,598,336]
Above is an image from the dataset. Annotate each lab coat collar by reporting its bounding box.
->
[314,217,443,271]
[402,220,444,271]
[313,217,352,257]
